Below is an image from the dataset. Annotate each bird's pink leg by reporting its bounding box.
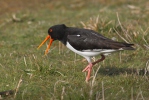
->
[82,63,93,82]
[82,54,105,82]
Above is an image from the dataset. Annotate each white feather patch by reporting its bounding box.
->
[77,34,80,37]
[66,42,122,62]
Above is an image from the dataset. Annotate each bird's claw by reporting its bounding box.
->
[82,63,93,82]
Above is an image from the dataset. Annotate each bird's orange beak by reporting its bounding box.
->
[37,35,54,55]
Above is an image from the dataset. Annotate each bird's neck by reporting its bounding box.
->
[58,31,68,45]
[59,27,77,45]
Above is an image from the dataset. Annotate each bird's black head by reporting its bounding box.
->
[48,24,67,41]
[37,24,67,55]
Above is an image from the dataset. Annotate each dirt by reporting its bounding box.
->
[0,0,48,16]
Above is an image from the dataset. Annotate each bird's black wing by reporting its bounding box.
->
[67,29,134,51]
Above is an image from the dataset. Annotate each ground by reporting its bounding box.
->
[0,0,149,100]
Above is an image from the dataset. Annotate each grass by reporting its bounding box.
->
[0,0,149,99]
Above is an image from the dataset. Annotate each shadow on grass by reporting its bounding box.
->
[98,66,149,76]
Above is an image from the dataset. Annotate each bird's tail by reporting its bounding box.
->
[120,43,135,50]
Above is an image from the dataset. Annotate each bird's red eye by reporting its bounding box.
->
[49,29,52,32]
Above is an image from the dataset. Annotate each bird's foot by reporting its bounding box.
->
[82,63,93,82]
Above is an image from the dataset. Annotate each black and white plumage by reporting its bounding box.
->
[38,24,135,82]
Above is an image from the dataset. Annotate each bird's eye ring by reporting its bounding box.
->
[49,29,52,32]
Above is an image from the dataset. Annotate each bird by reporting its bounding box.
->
[37,24,135,82]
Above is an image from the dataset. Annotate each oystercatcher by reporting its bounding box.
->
[37,24,134,82]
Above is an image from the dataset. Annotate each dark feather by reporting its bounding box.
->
[66,28,134,51]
